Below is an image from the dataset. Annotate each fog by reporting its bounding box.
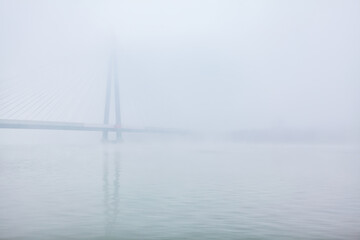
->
[1,0,359,143]
[1,2,360,239]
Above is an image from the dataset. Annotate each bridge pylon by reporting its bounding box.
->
[102,52,122,143]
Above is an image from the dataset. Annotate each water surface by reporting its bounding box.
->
[0,142,359,239]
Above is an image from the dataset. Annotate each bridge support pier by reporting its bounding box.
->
[102,51,122,143]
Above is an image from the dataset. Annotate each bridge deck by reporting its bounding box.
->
[0,119,147,132]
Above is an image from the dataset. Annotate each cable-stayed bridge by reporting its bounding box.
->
[0,52,176,142]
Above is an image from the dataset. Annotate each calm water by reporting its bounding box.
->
[0,142,359,239]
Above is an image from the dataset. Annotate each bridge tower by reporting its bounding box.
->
[102,52,122,142]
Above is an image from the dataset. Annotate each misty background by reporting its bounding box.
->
[0,0,359,143]
[1,2,360,239]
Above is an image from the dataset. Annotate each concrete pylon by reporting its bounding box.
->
[102,51,122,143]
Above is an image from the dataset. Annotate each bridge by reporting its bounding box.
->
[0,51,175,142]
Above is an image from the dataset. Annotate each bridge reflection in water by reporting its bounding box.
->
[102,149,121,238]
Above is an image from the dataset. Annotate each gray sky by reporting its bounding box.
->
[0,0,359,135]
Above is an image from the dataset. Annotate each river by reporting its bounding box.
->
[0,142,359,239]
